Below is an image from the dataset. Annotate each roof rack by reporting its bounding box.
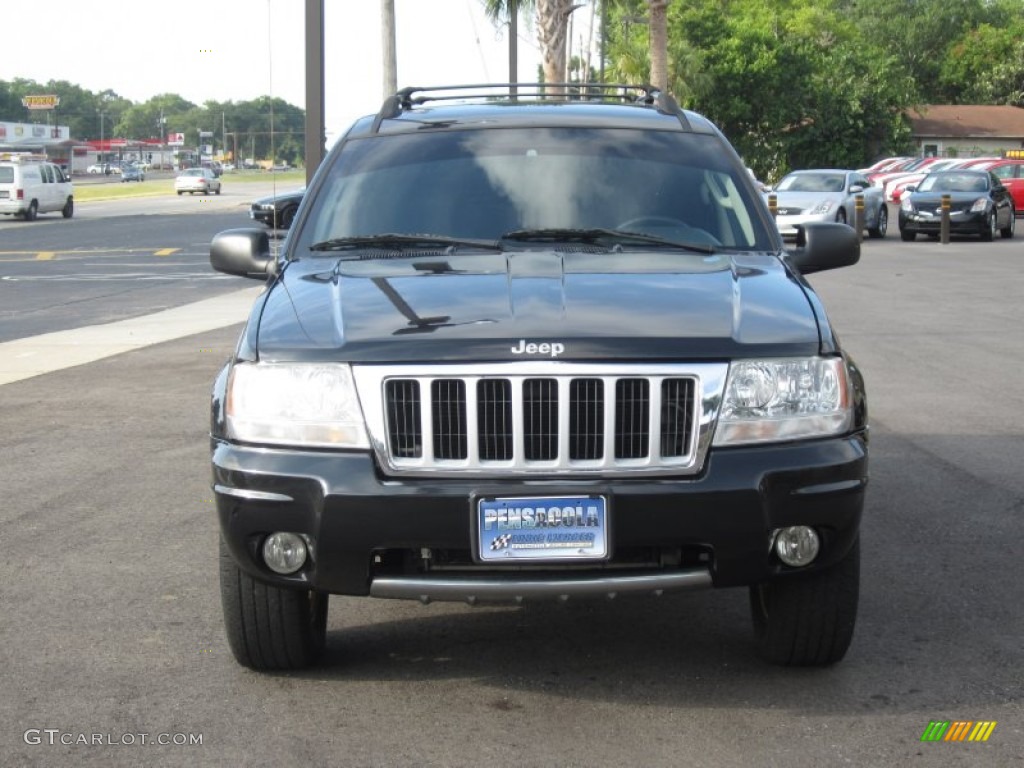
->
[371,83,691,133]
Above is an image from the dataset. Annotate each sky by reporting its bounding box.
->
[2,0,599,145]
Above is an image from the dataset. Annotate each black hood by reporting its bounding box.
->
[252,249,825,362]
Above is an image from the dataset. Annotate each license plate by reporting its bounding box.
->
[477,495,608,562]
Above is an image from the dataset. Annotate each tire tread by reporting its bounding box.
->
[751,538,859,666]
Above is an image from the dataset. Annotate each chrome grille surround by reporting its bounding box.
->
[353,362,729,477]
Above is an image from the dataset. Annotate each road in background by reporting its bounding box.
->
[0,187,291,342]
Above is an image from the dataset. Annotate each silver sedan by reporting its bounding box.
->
[771,169,888,239]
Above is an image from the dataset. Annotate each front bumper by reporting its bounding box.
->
[213,434,867,601]
[249,206,273,224]
[899,209,987,234]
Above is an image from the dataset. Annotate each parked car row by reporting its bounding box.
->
[768,157,1021,244]
[862,155,1024,212]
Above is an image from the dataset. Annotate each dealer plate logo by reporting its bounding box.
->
[478,495,608,561]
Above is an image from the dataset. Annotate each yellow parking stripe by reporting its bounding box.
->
[0,248,181,263]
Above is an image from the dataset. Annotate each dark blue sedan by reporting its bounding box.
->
[898,170,1015,241]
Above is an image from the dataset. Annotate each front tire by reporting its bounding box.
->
[23,200,38,221]
[62,198,74,219]
[219,537,327,671]
[1000,210,1014,239]
[868,205,888,239]
[749,537,860,666]
[900,228,915,241]
[981,211,996,241]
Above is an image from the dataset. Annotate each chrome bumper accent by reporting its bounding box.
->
[369,568,713,604]
[213,484,294,502]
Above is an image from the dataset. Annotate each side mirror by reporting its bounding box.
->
[849,184,864,193]
[210,228,276,279]
[786,222,860,274]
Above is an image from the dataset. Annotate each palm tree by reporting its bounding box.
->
[482,0,581,89]
[646,0,669,91]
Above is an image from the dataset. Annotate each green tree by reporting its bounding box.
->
[851,0,1003,103]
[940,21,1024,105]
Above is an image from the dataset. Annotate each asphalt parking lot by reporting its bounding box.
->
[0,203,1021,767]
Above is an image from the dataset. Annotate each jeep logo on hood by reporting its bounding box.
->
[510,339,564,357]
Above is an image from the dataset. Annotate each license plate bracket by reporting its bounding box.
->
[476,495,608,562]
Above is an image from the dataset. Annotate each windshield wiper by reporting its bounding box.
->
[499,228,716,254]
[309,233,501,252]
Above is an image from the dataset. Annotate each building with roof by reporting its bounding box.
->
[906,105,1024,158]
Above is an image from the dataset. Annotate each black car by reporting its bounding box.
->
[249,187,305,229]
[898,169,1015,241]
[209,84,867,672]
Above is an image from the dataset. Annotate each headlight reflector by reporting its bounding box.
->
[714,357,852,445]
[226,363,370,448]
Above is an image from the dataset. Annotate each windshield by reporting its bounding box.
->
[917,172,989,193]
[293,127,775,254]
[777,173,846,193]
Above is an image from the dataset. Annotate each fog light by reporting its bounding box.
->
[773,526,820,567]
[262,532,308,575]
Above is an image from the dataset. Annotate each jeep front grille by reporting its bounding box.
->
[357,363,727,477]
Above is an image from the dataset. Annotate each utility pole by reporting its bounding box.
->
[509,0,518,96]
[382,0,397,98]
[305,0,326,180]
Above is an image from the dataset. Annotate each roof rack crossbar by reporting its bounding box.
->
[370,83,691,133]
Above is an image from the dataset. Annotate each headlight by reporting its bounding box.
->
[808,200,835,215]
[713,357,852,446]
[226,363,370,448]
[970,198,988,213]
[900,197,913,211]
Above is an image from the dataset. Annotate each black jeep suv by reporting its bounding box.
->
[209,84,867,671]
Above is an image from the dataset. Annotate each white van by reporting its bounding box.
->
[0,153,74,221]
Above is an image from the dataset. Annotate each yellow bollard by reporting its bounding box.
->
[768,193,777,219]
[855,194,865,241]
[940,194,951,244]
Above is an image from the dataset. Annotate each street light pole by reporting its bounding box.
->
[99,111,106,167]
